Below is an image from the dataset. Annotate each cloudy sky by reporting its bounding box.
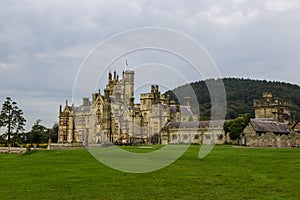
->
[0,0,299,130]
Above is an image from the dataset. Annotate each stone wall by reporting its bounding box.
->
[0,147,27,154]
[49,143,84,150]
[244,132,300,147]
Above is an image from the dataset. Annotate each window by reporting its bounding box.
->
[218,134,223,140]
[63,131,68,141]
[172,135,177,140]
[206,134,210,140]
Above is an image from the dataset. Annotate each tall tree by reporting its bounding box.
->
[0,97,26,146]
[29,119,48,145]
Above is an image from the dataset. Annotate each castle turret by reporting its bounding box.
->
[124,70,134,106]
[104,87,110,101]
[166,94,171,121]
[108,72,112,83]
[184,97,191,110]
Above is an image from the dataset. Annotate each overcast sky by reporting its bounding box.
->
[0,0,299,131]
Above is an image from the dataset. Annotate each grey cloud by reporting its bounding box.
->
[0,0,299,130]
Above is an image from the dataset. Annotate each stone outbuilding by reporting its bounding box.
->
[241,119,300,147]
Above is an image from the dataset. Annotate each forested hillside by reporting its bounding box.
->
[166,78,300,120]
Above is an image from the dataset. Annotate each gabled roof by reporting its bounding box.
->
[63,106,73,112]
[180,106,193,115]
[250,119,289,133]
[291,120,300,132]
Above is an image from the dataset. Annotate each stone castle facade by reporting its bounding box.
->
[58,70,194,145]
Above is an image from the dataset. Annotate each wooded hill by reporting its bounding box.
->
[166,78,300,121]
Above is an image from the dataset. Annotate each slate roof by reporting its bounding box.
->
[73,106,91,113]
[165,120,225,129]
[161,104,193,115]
[250,119,289,133]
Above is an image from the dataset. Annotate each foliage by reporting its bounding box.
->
[0,97,26,145]
[28,119,49,145]
[0,146,299,199]
[166,78,300,120]
[49,123,58,143]
[188,115,194,121]
[0,135,6,144]
[224,113,250,140]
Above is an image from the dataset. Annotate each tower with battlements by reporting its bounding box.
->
[253,92,291,123]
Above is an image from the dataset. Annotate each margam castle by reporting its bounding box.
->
[58,70,300,147]
[58,70,196,146]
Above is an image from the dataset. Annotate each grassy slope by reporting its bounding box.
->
[0,146,299,200]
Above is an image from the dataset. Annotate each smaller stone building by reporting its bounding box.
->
[242,118,300,147]
[161,120,226,145]
[240,93,300,147]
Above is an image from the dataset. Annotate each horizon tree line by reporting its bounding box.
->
[0,97,58,146]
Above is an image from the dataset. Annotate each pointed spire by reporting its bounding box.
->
[108,72,112,82]
[114,70,117,80]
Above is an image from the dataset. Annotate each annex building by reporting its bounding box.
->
[241,92,300,147]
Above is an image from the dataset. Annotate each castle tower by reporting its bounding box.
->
[184,97,191,110]
[124,70,134,106]
[253,92,291,123]
[58,100,75,143]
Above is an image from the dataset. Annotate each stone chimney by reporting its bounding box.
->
[82,98,90,106]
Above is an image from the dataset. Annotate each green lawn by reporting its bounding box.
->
[0,145,299,200]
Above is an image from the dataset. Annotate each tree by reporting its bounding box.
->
[28,119,48,145]
[49,123,58,143]
[0,97,26,146]
[224,113,250,140]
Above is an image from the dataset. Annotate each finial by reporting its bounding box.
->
[114,70,117,80]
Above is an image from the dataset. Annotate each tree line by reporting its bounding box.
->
[0,97,58,147]
[166,78,300,121]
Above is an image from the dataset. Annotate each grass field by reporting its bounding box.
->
[0,145,299,200]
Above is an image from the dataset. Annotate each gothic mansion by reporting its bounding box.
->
[58,70,195,145]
